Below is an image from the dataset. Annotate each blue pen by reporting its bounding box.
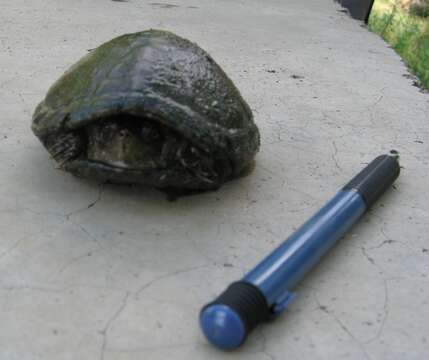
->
[200,152,400,350]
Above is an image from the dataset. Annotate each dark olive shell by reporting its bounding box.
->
[32,30,260,191]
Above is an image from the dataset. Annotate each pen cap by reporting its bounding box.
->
[200,281,271,349]
[343,151,400,209]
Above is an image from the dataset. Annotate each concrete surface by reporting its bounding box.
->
[1,0,428,359]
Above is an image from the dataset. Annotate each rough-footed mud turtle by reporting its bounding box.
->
[32,30,260,192]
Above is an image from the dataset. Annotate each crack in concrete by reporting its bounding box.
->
[259,328,276,360]
[361,247,376,266]
[18,206,67,220]
[365,279,390,344]
[106,341,197,353]
[331,140,341,171]
[69,219,101,247]
[0,285,65,293]
[364,225,416,254]
[48,219,122,278]
[0,232,37,261]
[372,88,387,108]
[367,238,395,250]
[98,265,213,358]
[0,283,128,294]
[313,291,372,360]
[65,183,105,219]
[135,264,210,297]
[100,292,130,360]
[10,184,112,278]
[379,226,415,252]
[360,243,386,274]
[55,250,95,275]
[12,183,104,222]
[53,231,125,277]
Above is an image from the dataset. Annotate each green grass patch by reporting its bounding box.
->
[369,0,429,90]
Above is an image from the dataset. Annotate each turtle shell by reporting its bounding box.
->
[32,30,260,191]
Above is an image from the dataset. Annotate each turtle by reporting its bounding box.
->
[32,30,260,194]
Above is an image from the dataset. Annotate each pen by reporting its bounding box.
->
[200,152,400,350]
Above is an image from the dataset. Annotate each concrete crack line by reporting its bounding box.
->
[372,93,384,108]
[331,140,341,170]
[100,292,130,360]
[259,328,276,360]
[135,264,211,297]
[49,222,111,278]
[360,246,385,274]
[14,183,104,222]
[18,206,66,220]
[0,285,65,293]
[0,232,37,261]
[367,238,395,250]
[52,226,125,277]
[380,226,414,251]
[65,183,105,219]
[0,283,127,294]
[361,247,376,266]
[313,291,372,360]
[365,279,390,344]
[55,251,96,276]
[66,217,103,249]
[54,184,111,274]
[365,225,414,253]
[106,342,197,354]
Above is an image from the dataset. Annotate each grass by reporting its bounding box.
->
[369,0,429,90]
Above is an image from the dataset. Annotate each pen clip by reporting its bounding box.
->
[271,290,296,315]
